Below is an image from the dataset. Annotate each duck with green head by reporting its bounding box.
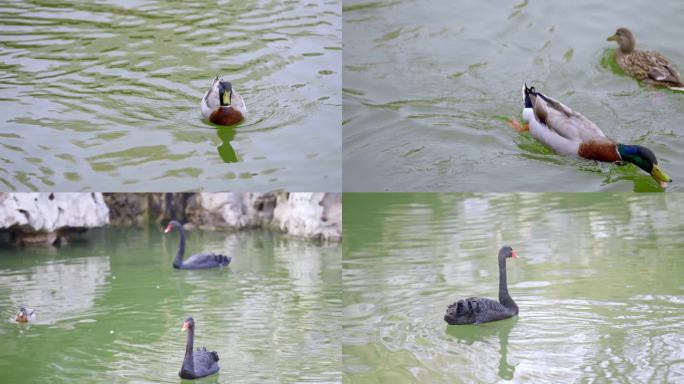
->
[200,76,247,126]
[509,84,672,188]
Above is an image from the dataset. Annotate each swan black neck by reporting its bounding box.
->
[171,222,186,268]
[183,324,195,373]
[498,250,517,312]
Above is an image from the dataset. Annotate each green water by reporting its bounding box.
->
[0,227,341,383]
[343,193,684,383]
[0,1,341,191]
[343,0,684,192]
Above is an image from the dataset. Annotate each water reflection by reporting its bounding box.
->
[446,318,516,380]
[0,256,110,325]
[216,126,239,163]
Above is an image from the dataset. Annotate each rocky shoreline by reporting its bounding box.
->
[0,193,341,246]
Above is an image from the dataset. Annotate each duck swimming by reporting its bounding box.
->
[607,28,684,90]
[509,84,672,188]
[15,307,35,323]
[200,76,247,126]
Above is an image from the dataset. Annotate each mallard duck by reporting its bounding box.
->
[200,77,247,126]
[509,84,672,188]
[607,28,684,90]
[15,306,36,323]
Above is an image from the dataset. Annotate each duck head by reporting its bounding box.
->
[15,307,31,322]
[617,144,671,188]
[218,81,233,107]
[607,28,635,54]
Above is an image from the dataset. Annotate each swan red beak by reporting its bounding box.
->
[182,321,189,331]
[511,250,519,259]
[164,223,173,233]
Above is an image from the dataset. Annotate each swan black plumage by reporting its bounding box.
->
[164,220,231,270]
[444,246,520,325]
[179,317,220,379]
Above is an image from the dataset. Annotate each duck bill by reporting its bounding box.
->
[607,34,617,41]
[651,165,671,188]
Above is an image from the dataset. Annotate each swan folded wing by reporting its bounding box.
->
[446,297,513,324]
[183,252,230,267]
[194,349,220,374]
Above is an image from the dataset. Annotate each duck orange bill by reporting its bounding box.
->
[182,321,189,331]
[164,224,173,233]
[512,250,519,259]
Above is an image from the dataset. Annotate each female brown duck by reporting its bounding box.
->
[607,27,684,90]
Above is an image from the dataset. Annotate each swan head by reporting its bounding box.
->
[499,246,519,259]
[15,307,33,323]
[164,220,181,233]
[617,144,671,188]
[607,27,635,54]
[182,317,195,331]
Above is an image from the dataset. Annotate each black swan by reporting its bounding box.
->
[164,220,231,269]
[444,246,520,325]
[15,306,36,323]
[179,317,220,379]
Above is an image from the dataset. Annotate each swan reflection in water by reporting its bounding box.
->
[216,126,238,163]
[446,317,517,380]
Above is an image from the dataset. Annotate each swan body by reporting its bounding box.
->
[200,76,247,126]
[15,307,36,323]
[445,246,519,325]
[607,28,684,90]
[164,220,231,270]
[179,317,220,380]
[512,84,671,188]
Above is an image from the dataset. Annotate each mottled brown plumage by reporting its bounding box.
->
[608,28,683,88]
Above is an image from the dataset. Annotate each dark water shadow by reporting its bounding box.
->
[216,126,239,163]
[445,317,517,380]
[179,372,220,383]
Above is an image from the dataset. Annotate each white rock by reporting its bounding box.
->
[272,193,341,241]
[0,193,109,232]
[197,192,273,228]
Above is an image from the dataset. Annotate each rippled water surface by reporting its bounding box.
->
[343,193,684,383]
[0,0,341,191]
[343,0,684,191]
[0,227,341,383]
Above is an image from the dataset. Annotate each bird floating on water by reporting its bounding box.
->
[509,84,671,188]
[607,28,684,91]
[15,307,36,323]
[200,76,247,126]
